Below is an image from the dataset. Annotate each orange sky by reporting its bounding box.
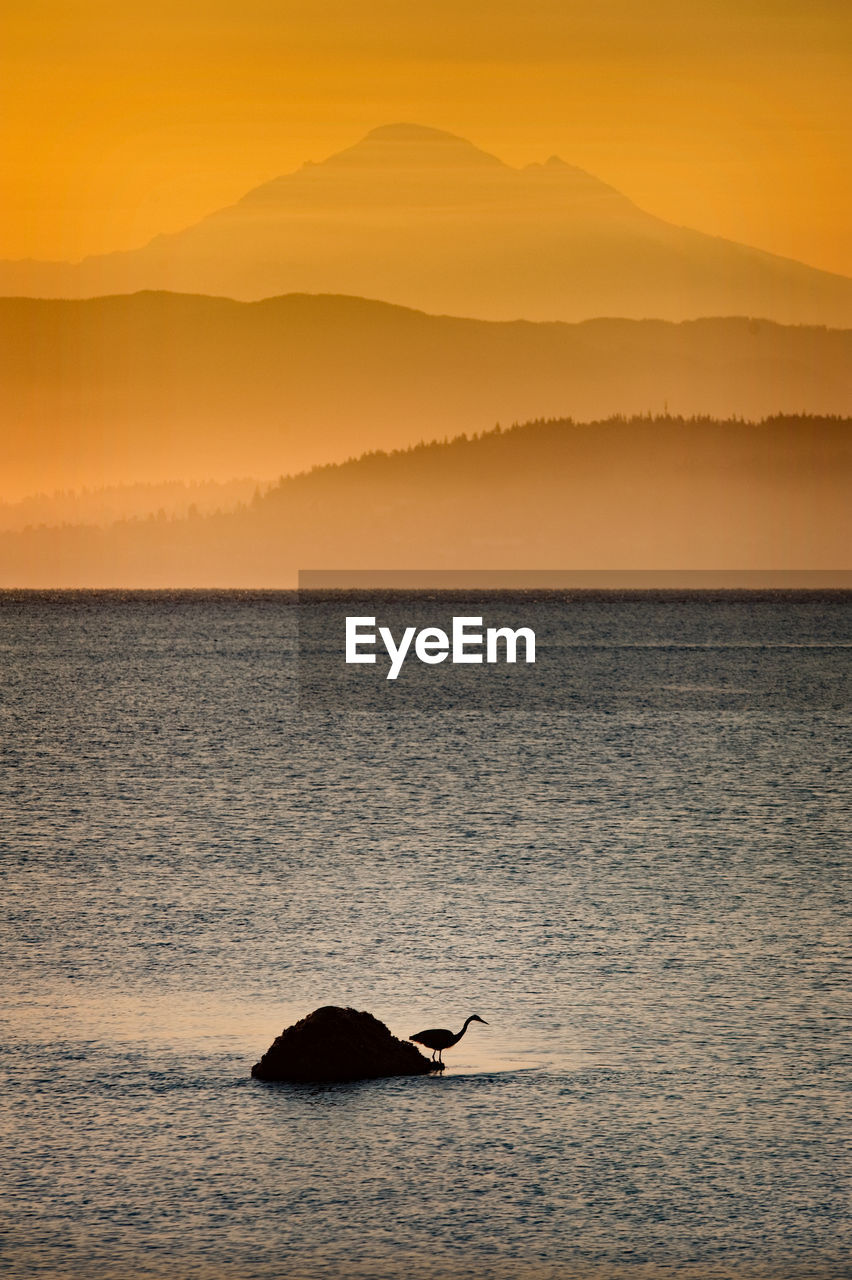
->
[2,0,850,276]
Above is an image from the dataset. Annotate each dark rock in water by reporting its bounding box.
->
[251,1005,436,1082]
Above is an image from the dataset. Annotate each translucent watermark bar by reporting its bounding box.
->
[296,570,850,712]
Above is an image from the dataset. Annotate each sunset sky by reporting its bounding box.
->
[2,0,850,275]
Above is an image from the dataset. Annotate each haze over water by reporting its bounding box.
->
[1,591,849,1279]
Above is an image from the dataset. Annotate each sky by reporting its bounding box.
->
[2,0,850,275]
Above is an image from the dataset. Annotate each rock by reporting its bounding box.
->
[251,1005,436,1082]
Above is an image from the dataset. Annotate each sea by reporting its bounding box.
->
[1,590,849,1280]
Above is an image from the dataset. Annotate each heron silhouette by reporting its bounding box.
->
[409,1014,488,1065]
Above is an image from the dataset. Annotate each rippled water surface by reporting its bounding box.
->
[1,591,850,1279]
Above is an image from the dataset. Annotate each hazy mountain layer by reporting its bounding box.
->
[2,416,848,587]
[0,478,262,533]
[2,125,850,325]
[2,292,851,500]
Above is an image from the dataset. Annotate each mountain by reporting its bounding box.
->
[2,292,851,500]
[2,125,851,325]
[1,415,848,587]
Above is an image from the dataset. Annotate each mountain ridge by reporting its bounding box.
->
[2,291,850,500]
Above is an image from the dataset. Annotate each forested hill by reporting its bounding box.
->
[1,415,848,586]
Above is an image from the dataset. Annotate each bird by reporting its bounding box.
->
[409,1014,488,1065]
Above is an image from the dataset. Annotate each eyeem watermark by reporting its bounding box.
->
[345,615,536,680]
